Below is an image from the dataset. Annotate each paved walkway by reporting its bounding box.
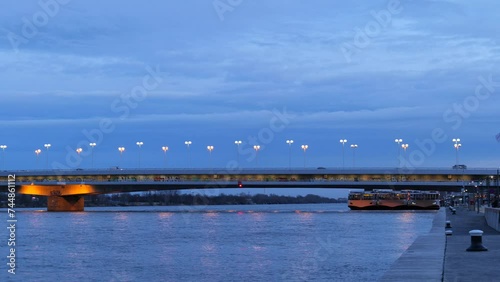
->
[380,209,446,281]
[443,206,500,282]
[380,206,500,282]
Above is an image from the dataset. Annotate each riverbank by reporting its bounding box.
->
[381,206,500,281]
[443,206,500,282]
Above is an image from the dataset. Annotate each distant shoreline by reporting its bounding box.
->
[1,192,347,208]
[85,192,347,207]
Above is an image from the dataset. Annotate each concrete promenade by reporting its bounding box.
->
[443,206,500,282]
[380,206,500,282]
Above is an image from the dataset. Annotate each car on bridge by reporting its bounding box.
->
[452,164,467,169]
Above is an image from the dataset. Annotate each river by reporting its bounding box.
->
[1,204,437,281]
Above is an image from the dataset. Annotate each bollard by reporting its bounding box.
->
[466,230,488,251]
[445,230,453,236]
[445,220,452,229]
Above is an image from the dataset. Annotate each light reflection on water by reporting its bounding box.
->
[0,204,436,282]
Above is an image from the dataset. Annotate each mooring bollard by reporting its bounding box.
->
[466,230,488,252]
[445,220,452,229]
[448,206,456,214]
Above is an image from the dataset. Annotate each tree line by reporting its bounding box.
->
[87,191,346,206]
[0,191,347,208]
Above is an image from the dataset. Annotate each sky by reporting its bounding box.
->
[1,1,500,197]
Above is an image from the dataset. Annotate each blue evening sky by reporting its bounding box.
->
[1,1,500,196]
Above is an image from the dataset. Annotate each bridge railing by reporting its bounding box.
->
[1,166,498,175]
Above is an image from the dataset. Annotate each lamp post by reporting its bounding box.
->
[253,145,260,167]
[184,141,192,167]
[235,140,242,164]
[340,139,347,168]
[207,145,214,168]
[0,145,6,170]
[76,148,83,168]
[136,141,144,168]
[496,168,499,206]
[350,144,358,167]
[118,147,125,167]
[473,181,483,214]
[286,139,294,169]
[162,146,169,168]
[44,143,51,169]
[301,145,308,167]
[394,139,402,167]
[35,149,41,168]
[89,143,96,168]
[452,138,461,165]
[401,144,409,158]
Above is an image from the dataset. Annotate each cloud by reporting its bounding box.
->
[1,0,500,169]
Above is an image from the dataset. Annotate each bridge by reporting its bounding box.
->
[1,167,499,211]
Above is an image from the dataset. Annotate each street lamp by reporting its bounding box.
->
[35,149,41,168]
[340,139,347,168]
[286,139,294,169]
[0,145,6,170]
[452,138,461,165]
[136,141,144,168]
[301,145,308,167]
[89,143,96,168]
[76,148,83,168]
[471,180,483,213]
[118,147,125,166]
[253,145,260,167]
[401,144,409,156]
[350,144,358,167]
[234,140,242,164]
[496,168,500,207]
[44,143,51,169]
[394,139,402,167]
[162,146,169,168]
[207,145,214,168]
[185,141,192,167]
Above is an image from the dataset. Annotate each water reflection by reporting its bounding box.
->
[114,212,129,221]
[394,212,424,251]
[297,211,314,223]
[26,210,44,228]
[250,212,265,222]
[158,212,173,219]
[10,204,436,282]
[398,211,416,223]
[204,211,219,218]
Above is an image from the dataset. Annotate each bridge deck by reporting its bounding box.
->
[0,167,497,196]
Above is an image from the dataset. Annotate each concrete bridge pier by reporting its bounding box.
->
[47,195,84,212]
[18,184,95,212]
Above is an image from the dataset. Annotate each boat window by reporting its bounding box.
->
[362,194,374,200]
[348,194,361,200]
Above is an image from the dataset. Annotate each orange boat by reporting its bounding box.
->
[348,189,441,210]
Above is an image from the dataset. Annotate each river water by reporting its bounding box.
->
[1,204,437,281]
